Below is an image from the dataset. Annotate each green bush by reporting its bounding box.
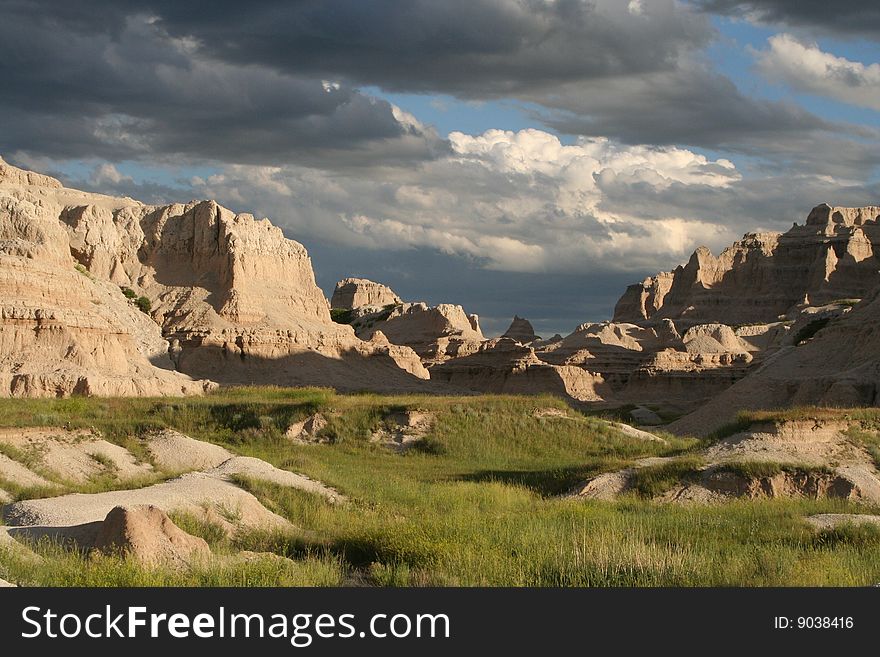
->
[120,286,137,299]
[330,308,353,324]
[135,296,152,314]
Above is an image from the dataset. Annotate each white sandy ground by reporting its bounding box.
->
[146,429,233,471]
[0,428,152,484]
[2,472,291,547]
[805,514,880,530]
[610,422,666,443]
[0,577,15,587]
[0,427,345,550]
[0,453,56,488]
[208,456,342,502]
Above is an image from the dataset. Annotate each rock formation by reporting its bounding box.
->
[331,277,401,311]
[614,204,880,326]
[354,302,484,365]
[330,277,485,367]
[0,156,429,396]
[431,337,610,401]
[92,505,211,568]
[669,287,880,436]
[0,157,212,397]
[502,316,541,344]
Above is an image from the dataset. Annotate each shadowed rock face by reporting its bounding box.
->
[502,316,541,344]
[614,203,880,326]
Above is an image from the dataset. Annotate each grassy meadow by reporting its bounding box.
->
[1,388,880,587]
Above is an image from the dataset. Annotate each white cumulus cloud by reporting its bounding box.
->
[757,34,880,111]
[193,128,743,274]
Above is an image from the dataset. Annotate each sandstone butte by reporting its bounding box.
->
[2,154,879,436]
[0,156,427,397]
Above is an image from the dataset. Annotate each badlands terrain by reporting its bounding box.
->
[1,157,880,586]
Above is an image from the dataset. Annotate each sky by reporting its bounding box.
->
[1,1,879,336]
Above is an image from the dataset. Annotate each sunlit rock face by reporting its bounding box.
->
[614,204,880,326]
[0,157,428,396]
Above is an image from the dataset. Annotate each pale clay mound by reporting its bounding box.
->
[0,453,56,489]
[574,420,880,504]
[146,429,234,472]
[144,430,343,502]
[0,428,152,484]
[208,456,342,503]
[610,422,666,444]
[572,457,674,500]
[3,472,290,536]
[0,427,344,550]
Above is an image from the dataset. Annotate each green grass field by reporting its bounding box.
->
[1,389,879,587]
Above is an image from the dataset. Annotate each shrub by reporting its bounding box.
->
[628,456,705,498]
[330,308,353,324]
[120,286,137,299]
[135,296,152,314]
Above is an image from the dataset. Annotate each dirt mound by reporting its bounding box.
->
[3,471,290,535]
[146,429,233,472]
[610,422,666,444]
[0,428,152,484]
[285,413,330,444]
[92,505,211,568]
[687,468,859,501]
[702,420,860,467]
[0,453,55,489]
[208,456,343,503]
[570,457,673,500]
[574,419,880,504]
[370,410,436,451]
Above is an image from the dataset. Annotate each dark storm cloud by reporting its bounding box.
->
[0,6,442,166]
[694,1,880,39]
[306,244,633,336]
[112,0,715,95]
[1,0,868,169]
